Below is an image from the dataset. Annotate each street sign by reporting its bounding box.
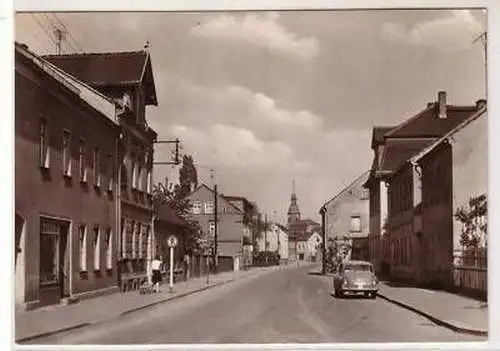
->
[167,235,178,248]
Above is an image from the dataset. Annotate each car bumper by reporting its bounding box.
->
[341,286,378,294]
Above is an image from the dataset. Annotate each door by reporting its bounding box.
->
[39,217,70,306]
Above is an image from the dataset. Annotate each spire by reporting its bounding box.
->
[287,179,300,226]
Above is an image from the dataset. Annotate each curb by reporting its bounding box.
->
[16,269,265,343]
[377,292,488,337]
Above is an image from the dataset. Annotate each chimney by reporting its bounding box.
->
[438,91,447,119]
[476,99,487,109]
[427,102,435,109]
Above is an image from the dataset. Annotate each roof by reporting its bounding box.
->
[15,42,119,127]
[288,219,321,241]
[379,139,436,173]
[155,205,190,228]
[410,105,487,164]
[43,50,158,106]
[321,170,370,209]
[275,223,289,233]
[188,183,244,214]
[385,104,478,138]
[222,196,252,212]
[371,126,395,149]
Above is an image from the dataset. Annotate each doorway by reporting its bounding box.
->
[39,217,70,307]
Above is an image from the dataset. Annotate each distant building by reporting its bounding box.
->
[15,43,122,310]
[44,48,159,291]
[257,222,289,263]
[285,182,322,262]
[320,171,370,262]
[186,184,246,272]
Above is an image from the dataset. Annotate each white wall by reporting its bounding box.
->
[380,181,389,236]
[451,113,488,250]
[15,218,26,307]
[256,224,288,259]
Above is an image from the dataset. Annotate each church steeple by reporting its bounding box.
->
[288,180,301,226]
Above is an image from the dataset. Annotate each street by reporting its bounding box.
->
[28,264,485,344]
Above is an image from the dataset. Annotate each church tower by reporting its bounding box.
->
[287,180,301,226]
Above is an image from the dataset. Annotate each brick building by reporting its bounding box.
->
[375,92,482,283]
[44,49,159,291]
[15,43,121,309]
[392,103,487,288]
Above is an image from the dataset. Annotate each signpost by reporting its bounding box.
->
[167,235,178,293]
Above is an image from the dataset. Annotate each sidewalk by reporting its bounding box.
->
[16,267,274,343]
[377,281,488,336]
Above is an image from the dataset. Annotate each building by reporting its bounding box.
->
[285,182,322,262]
[387,102,487,287]
[320,171,370,262]
[364,92,480,276]
[257,222,289,263]
[15,43,122,309]
[185,184,246,272]
[45,49,159,291]
[295,231,322,262]
[378,92,483,283]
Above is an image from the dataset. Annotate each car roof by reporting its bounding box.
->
[344,260,373,265]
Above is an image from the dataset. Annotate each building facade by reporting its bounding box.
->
[382,94,485,284]
[45,49,159,290]
[186,184,246,271]
[321,171,370,262]
[257,223,289,262]
[365,91,480,277]
[15,44,121,310]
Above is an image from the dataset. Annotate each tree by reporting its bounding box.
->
[454,194,487,250]
[152,155,202,256]
[177,155,198,199]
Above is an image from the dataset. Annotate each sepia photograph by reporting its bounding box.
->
[12,6,488,346]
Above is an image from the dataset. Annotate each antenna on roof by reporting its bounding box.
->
[54,28,66,54]
[144,40,151,50]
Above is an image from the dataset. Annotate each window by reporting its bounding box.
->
[40,219,60,284]
[205,201,214,214]
[62,130,72,177]
[131,221,137,258]
[350,215,361,232]
[138,224,143,259]
[106,154,113,192]
[93,226,100,271]
[147,170,152,194]
[131,159,138,189]
[93,148,101,187]
[39,118,50,168]
[192,201,201,214]
[79,138,87,183]
[105,228,112,270]
[121,219,127,258]
[209,221,215,237]
[78,225,87,272]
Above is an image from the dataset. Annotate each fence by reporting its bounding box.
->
[452,249,487,299]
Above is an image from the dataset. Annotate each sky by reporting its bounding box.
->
[15,9,486,223]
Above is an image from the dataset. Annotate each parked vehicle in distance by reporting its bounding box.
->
[332,260,378,299]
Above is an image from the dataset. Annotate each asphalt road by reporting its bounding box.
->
[31,264,485,344]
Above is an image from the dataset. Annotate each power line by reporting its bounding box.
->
[50,13,84,52]
[41,13,81,54]
[31,14,58,51]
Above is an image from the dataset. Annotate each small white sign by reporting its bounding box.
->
[167,235,178,248]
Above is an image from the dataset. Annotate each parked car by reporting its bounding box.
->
[332,260,378,299]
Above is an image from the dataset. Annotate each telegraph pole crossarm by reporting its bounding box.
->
[153,138,181,165]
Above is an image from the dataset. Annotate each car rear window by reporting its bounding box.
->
[344,264,373,272]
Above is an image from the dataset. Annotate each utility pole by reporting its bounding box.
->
[54,28,66,55]
[264,213,268,265]
[473,31,487,97]
[212,169,218,274]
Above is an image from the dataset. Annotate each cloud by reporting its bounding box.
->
[190,12,319,61]
[171,124,303,169]
[150,77,324,136]
[382,10,484,51]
